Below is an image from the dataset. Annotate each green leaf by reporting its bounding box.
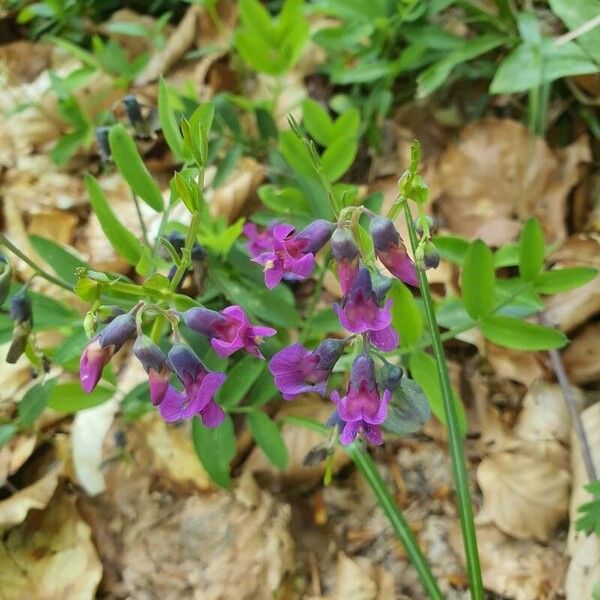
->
[354,223,375,266]
[109,124,164,211]
[302,98,333,146]
[491,39,599,94]
[279,130,319,180]
[549,0,600,62]
[247,411,288,469]
[47,382,114,413]
[158,78,185,161]
[18,379,57,429]
[384,377,431,435]
[51,128,90,165]
[247,368,278,407]
[479,316,568,350]
[217,355,266,408]
[331,108,360,140]
[461,239,495,319]
[534,267,598,294]
[433,235,469,265]
[519,217,545,281]
[321,137,358,182]
[409,351,467,435]
[85,175,143,266]
[192,414,236,488]
[29,235,88,285]
[417,34,506,97]
[493,243,520,267]
[258,185,310,216]
[0,424,17,450]
[389,280,423,347]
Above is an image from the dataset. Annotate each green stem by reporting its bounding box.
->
[0,233,72,292]
[132,193,150,248]
[285,416,444,600]
[169,210,201,291]
[403,202,483,599]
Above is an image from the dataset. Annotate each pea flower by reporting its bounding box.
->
[243,222,278,259]
[80,313,136,393]
[255,219,334,289]
[331,355,391,445]
[159,343,226,426]
[181,305,276,358]
[133,335,171,406]
[334,267,399,351]
[269,338,346,400]
[331,226,359,295]
[369,216,418,287]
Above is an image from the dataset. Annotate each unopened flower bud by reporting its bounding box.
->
[134,335,170,406]
[0,253,12,307]
[331,227,359,262]
[369,216,399,252]
[294,219,335,254]
[413,215,436,237]
[423,240,440,270]
[123,95,143,126]
[313,338,346,372]
[10,289,32,325]
[95,126,111,161]
[379,363,403,393]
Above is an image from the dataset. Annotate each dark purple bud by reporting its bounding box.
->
[98,313,136,350]
[123,95,143,126]
[414,215,436,237]
[191,242,206,261]
[313,338,346,372]
[0,253,12,307]
[10,289,32,325]
[423,240,440,270]
[350,354,377,390]
[6,322,30,364]
[95,126,111,160]
[369,216,400,252]
[295,219,335,254]
[180,307,226,337]
[379,363,403,393]
[331,227,359,262]
[167,231,186,253]
[134,335,167,373]
[167,343,203,380]
[371,271,392,302]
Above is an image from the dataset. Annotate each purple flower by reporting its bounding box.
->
[331,226,360,295]
[331,355,391,445]
[334,267,399,352]
[369,216,418,287]
[269,338,345,400]
[159,343,226,426]
[80,313,136,393]
[133,335,171,406]
[254,220,334,289]
[181,305,276,358]
[243,222,278,259]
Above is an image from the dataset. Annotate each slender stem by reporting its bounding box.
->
[403,202,484,600]
[556,13,600,46]
[0,234,72,292]
[170,211,200,291]
[538,313,598,482]
[299,253,330,343]
[284,415,444,600]
[132,193,150,248]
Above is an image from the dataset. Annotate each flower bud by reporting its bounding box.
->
[313,338,346,372]
[0,253,12,307]
[10,289,32,326]
[295,219,335,254]
[413,215,436,237]
[95,126,111,161]
[423,240,440,270]
[331,227,358,262]
[371,271,392,303]
[98,313,136,349]
[350,354,377,390]
[6,321,31,364]
[180,307,225,337]
[134,335,171,406]
[123,95,143,126]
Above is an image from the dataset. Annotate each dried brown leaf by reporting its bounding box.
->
[563,322,600,384]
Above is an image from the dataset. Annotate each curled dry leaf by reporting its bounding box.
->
[431,119,590,245]
[0,435,36,485]
[331,553,395,600]
[563,322,600,384]
[544,235,600,332]
[0,489,102,600]
[477,382,576,541]
[0,461,62,529]
[244,396,349,485]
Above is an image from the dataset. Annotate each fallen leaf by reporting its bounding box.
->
[431,119,590,245]
[332,553,395,600]
[0,434,36,485]
[27,209,78,245]
[0,488,102,599]
[563,322,600,384]
[565,533,600,600]
[485,342,546,386]
[0,40,51,83]
[0,461,62,529]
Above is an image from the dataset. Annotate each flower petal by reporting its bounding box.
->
[199,399,226,428]
[370,325,399,352]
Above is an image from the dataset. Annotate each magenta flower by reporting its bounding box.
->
[80,313,136,393]
[133,335,171,406]
[159,343,226,426]
[369,216,418,287]
[181,305,276,358]
[334,267,399,351]
[331,227,359,296]
[254,220,334,289]
[269,338,345,400]
[331,355,391,445]
[243,222,278,259]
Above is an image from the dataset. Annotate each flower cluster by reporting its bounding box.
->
[258,213,428,445]
[79,304,275,428]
